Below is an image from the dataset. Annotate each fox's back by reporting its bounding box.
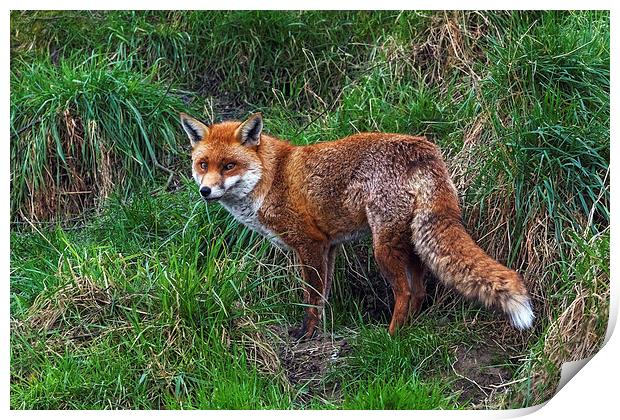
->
[292,133,443,200]
[270,132,449,240]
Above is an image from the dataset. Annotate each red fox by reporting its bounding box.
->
[180,112,534,339]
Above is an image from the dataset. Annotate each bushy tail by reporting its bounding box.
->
[411,210,534,330]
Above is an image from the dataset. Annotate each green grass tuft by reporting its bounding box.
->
[10,52,191,221]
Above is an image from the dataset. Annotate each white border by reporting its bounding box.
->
[3,2,617,419]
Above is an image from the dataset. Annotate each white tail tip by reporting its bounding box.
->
[506,294,534,330]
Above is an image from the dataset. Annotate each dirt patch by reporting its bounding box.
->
[451,340,519,408]
[267,325,352,405]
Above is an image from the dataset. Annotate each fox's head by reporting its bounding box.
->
[180,112,264,202]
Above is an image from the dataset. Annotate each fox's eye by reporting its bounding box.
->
[200,162,208,170]
[223,162,236,171]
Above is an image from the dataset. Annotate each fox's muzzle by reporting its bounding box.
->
[199,186,212,199]
[199,184,225,201]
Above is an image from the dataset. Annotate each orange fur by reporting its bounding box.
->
[180,113,534,338]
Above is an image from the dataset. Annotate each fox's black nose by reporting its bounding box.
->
[200,186,212,198]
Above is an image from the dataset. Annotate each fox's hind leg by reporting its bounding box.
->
[406,253,426,320]
[324,245,338,300]
[372,233,413,335]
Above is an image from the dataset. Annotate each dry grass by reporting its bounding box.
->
[409,11,487,85]
[21,275,137,344]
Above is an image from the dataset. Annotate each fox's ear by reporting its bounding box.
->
[180,113,209,146]
[236,113,263,147]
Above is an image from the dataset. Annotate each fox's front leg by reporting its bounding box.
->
[291,243,331,340]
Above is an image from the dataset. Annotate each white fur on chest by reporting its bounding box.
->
[219,197,289,250]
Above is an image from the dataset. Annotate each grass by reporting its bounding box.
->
[10,181,498,409]
[10,10,609,409]
[10,52,191,221]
